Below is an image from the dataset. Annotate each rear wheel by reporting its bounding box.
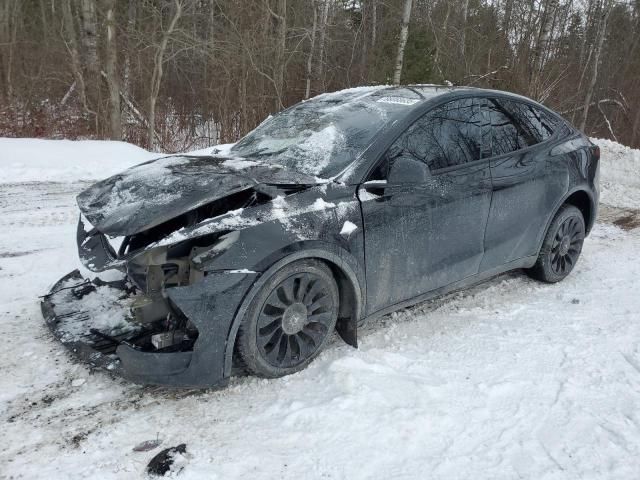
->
[237,260,339,378]
[527,205,585,283]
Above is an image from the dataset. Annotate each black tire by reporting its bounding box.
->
[527,204,585,283]
[237,259,339,378]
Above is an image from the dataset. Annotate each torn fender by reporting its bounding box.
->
[119,270,259,387]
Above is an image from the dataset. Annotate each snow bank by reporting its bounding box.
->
[591,137,640,209]
[0,138,235,184]
[0,138,157,183]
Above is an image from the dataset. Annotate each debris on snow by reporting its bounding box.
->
[146,444,187,477]
[133,438,164,452]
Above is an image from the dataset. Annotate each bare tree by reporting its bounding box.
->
[0,0,19,99]
[580,0,613,131]
[148,0,183,150]
[305,0,318,99]
[123,0,137,95]
[265,0,288,110]
[79,0,99,128]
[103,0,121,140]
[461,0,470,59]
[370,0,377,48]
[61,0,89,115]
[393,0,413,85]
[315,0,330,91]
[530,0,559,98]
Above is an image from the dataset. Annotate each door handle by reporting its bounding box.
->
[366,185,387,197]
[360,181,390,201]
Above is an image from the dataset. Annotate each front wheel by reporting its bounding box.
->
[527,205,585,283]
[237,260,339,378]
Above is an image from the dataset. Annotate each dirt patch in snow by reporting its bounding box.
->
[598,205,640,231]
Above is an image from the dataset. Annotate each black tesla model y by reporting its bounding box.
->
[42,85,600,388]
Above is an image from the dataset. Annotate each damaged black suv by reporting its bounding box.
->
[42,85,600,388]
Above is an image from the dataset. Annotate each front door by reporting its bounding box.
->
[358,98,493,315]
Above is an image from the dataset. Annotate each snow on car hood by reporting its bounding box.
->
[76,155,320,236]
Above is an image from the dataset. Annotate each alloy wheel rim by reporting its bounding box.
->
[550,216,583,275]
[256,273,335,368]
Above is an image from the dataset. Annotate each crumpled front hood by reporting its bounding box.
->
[77,155,319,236]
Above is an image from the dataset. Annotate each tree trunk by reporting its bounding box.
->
[124,0,137,95]
[273,0,287,110]
[0,0,19,100]
[434,1,451,76]
[104,0,121,140]
[79,0,99,130]
[502,0,514,34]
[305,0,318,99]
[315,0,330,91]
[392,0,413,85]
[460,0,470,59]
[530,0,558,98]
[61,0,89,114]
[148,0,183,150]
[359,0,368,82]
[580,0,613,132]
[371,0,377,48]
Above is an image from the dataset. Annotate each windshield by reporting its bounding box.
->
[230,86,424,178]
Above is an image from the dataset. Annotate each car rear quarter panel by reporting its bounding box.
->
[532,134,599,253]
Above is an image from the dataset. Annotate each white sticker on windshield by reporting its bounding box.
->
[376,96,420,105]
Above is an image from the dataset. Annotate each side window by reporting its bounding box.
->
[488,98,561,156]
[536,107,562,140]
[367,156,388,181]
[488,98,537,155]
[515,102,561,142]
[386,98,486,173]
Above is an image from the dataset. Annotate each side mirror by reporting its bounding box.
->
[388,156,429,184]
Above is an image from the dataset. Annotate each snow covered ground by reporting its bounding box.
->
[0,137,639,479]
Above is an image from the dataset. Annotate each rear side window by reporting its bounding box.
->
[488,98,561,156]
[386,98,487,172]
[536,108,563,140]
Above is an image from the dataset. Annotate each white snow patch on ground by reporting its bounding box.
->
[0,137,639,479]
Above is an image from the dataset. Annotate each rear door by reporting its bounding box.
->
[359,97,493,315]
[480,97,567,270]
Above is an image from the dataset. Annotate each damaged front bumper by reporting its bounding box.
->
[42,268,259,388]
